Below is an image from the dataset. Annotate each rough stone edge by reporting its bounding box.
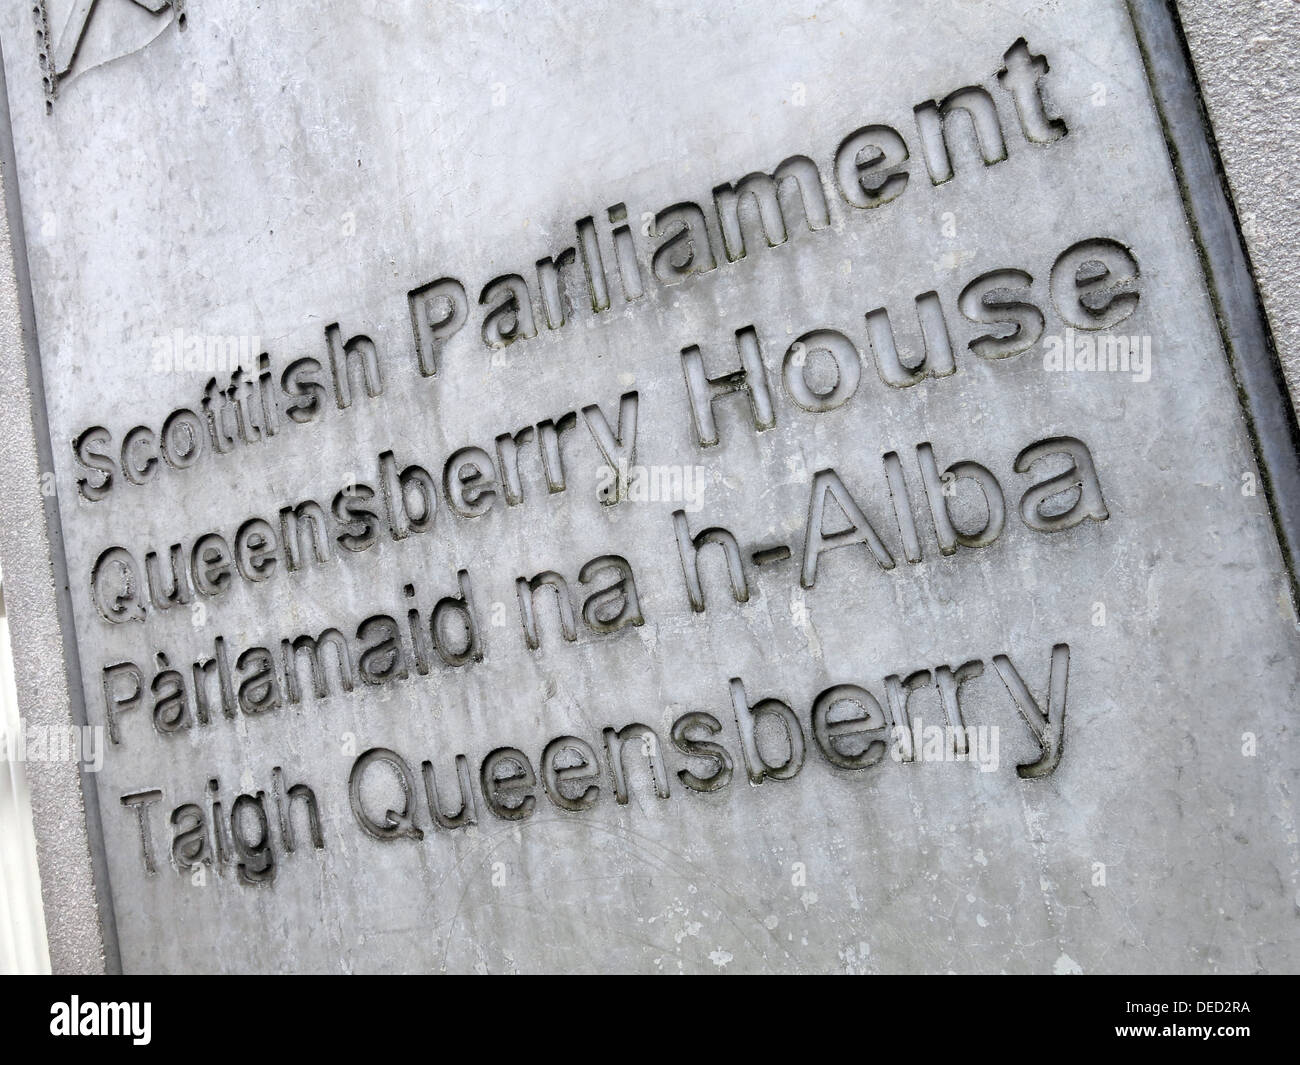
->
[1142,0,1300,610]
[0,36,115,974]
[1175,0,1300,410]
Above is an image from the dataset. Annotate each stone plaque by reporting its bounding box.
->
[3,0,1297,973]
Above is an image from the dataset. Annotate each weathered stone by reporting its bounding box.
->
[1,0,1297,973]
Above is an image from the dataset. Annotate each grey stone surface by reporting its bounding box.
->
[0,0,1297,974]
[0,104,108,973]
[1178,0,1300,408]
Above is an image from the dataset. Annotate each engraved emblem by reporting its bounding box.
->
[35,0,186,107]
